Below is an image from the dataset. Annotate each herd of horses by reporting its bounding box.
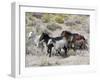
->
[27,30,88,58]
[39,30,88,57]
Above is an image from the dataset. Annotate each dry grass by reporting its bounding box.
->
[25,12,90,67]
[25,50,89,67]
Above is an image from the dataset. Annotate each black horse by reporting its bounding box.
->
[39,32,68,57]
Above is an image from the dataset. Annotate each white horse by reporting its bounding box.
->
[27,31,46,52]
[47,37,68,57]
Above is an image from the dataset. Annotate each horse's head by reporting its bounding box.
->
[61,31,72,41]
[61,31,65,37]
[39,32,50,43]
[61,31,72,37]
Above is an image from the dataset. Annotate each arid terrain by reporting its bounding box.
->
[25,12,90,67]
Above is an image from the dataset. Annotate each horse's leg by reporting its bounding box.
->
[63,47,68,57]
[56,49,61,56]
[71,42,76,51]
[49,47,52,57]
[72,43,76,52]
[47,47,50,56]
[46,45,52,57]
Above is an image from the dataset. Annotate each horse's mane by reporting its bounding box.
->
[61,30,72,36]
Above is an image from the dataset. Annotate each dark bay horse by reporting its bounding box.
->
[61,30,88,51]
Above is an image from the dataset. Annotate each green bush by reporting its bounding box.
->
[42,14,65,23]
[26,19,34,26]
[25,15,35,26]
[55,15,64,24]
[42,14,51,23]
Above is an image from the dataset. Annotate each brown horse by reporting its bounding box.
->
[61,30,88,51]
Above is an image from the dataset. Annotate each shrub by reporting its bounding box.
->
[42,14,51,23]
[47,23,62,31]
[65,20,76,26]
[25,15,35,26]
[55,15,64,24]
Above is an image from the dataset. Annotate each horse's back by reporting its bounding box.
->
[52,36,63,41]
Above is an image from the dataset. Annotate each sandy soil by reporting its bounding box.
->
[25,50,89,67]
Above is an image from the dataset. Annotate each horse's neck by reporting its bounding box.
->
[62,37,67,41]
[45,37,51,45]
[62,37,65,39]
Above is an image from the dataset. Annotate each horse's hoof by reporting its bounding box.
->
[49,55,51,57]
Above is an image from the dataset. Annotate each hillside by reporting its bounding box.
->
[25,12,90,67]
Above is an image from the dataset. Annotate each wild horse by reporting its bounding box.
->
[39,32,68,57]
[61,30,88,51]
